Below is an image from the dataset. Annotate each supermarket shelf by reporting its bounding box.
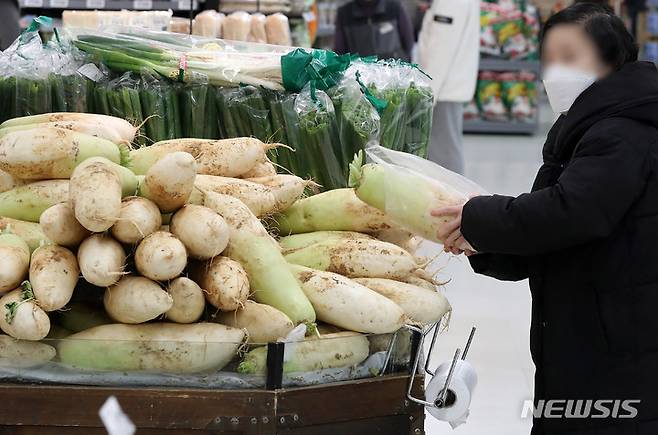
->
[463,119,538,135]
[479,58,540,73]
[19,0,198,10]
[316,24,335,37]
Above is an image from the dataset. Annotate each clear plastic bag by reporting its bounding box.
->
[265,13,292,46]
[140,72,181,142]
[329,76,380,172]
[282,85,345,189]
[363,145,487,244]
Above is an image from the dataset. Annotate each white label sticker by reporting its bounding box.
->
[85,0,105,8]
[133,0,152,9]
[77,63,105,83]
[50,0,69,7]
[99,397,136,435]
[379,22,394,34]
[22,0,44,7]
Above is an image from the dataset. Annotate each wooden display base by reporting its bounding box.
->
[0,374,425,434]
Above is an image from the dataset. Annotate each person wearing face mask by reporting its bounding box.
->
[433,3,658,435]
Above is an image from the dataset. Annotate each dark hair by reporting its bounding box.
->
[541,3,638,70]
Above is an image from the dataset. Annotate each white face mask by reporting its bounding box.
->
[542,64,597,114]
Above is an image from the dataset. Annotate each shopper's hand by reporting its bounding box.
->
[431,204,464,254]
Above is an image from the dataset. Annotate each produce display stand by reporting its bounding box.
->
[0,330,428,435]
[0,374,425,434]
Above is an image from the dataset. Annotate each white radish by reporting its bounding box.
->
[69,157,137,232]
[290,265,406,333]
[275,188,396,235]
[0,120,128,144]
[190,257,249,311]
[239,332,370,374]
[278,231,373,254]
[0,113,137,143]
[374,228,423,254]
[77,234,126,287]
[104,275,173,324]
[353,278,451,325]
[139,152,196,213]
[135,231,187,281]
[0,169,24,193]
[284,238,422,280]
[39,203,90,247]
[0,180,69,223]
[240,159,276,178]
[0,233,30,292]
[247,174,310,213]
[130,137,273,177]
[201,192,315,324]
[166,277,205,324]
[0,217,49,253]
[215,301,294,343]
[193,175,276,217]
[58,323,244,373]
[29,245,79,311]
[403,275,437,292]
[0,127,122,180]
[0,335,56,367]
[110,197,162,244]
[0,285,50,340]
[170,204,229,260]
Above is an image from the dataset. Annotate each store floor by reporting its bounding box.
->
[423,113,554,435]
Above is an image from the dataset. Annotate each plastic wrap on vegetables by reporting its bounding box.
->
[284,85,346,190]
[215,85,272,142]
[329,76,380,171]
[179,81,218,139]
[402,65,433,158]
[140,72,181,142]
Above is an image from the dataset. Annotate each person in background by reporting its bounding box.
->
[333,0,415,61]
[416,0,480,174]
[436,4,658,434]
[0,0,21,50]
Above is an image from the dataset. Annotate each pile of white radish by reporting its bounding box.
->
[0,112,452,378]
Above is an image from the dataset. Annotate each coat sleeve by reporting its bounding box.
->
[468,253,529,282]
[461,122,652,256]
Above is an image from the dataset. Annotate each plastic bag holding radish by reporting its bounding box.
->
[348,145,487,247]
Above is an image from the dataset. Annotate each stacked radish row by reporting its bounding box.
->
[0,112,451,376]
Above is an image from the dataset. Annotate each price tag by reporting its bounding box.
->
[50,0,69,7]
[85,0,105,8]
[177,0,193,10]
[22,0,44,7]
[133,0,152,9]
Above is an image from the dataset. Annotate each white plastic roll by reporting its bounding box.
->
[425,360,478,428]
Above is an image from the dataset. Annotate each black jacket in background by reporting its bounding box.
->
[461,61,658,435]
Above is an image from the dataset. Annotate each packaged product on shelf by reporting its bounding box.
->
[479,0,538,60]
[224,11,257,41]
[500,71,533,122]
[249,13,268,43]
[476,71,507,122]
[219,0,292,14]
[493,12,528,59]
[193,10,224,38]
[463,99,480,121]
[169,17,192,34]
[265,13,292,46]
